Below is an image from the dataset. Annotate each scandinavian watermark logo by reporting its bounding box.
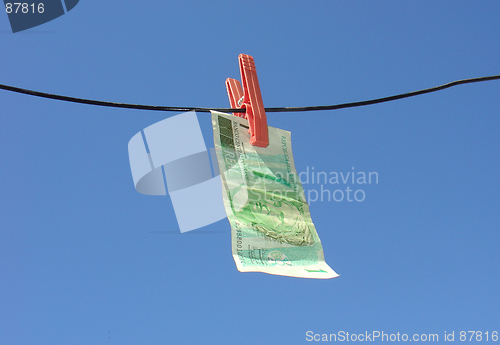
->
[128,112,379,232]
[128,112,228,233]
[3,0,79,33]
[299,166,379,203]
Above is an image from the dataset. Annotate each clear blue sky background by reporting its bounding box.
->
[1,2,499,344]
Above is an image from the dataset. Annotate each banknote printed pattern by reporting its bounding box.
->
[212,111,338,279]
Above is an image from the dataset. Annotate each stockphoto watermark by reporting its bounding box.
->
[128,112,380,232]
[4,0,80,33]
[305,330,498,342]
[241,165,379,205]
[300,166,379,204]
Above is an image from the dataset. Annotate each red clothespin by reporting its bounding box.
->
[226,54,269,147]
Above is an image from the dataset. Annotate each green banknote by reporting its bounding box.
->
[212,111,338,279]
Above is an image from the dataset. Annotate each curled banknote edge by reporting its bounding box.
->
[212,111,339,279]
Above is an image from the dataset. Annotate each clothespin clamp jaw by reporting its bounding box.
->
[226,54,269,148]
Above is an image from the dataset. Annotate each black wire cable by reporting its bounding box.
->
[266,75,500,112]
[0,75,499,113]
[0,83,244,113]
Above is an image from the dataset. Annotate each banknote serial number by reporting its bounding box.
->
[5,3,44,13]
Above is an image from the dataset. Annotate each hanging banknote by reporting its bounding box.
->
[212,111,338,279]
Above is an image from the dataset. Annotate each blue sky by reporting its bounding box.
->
[1,1,499,344]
